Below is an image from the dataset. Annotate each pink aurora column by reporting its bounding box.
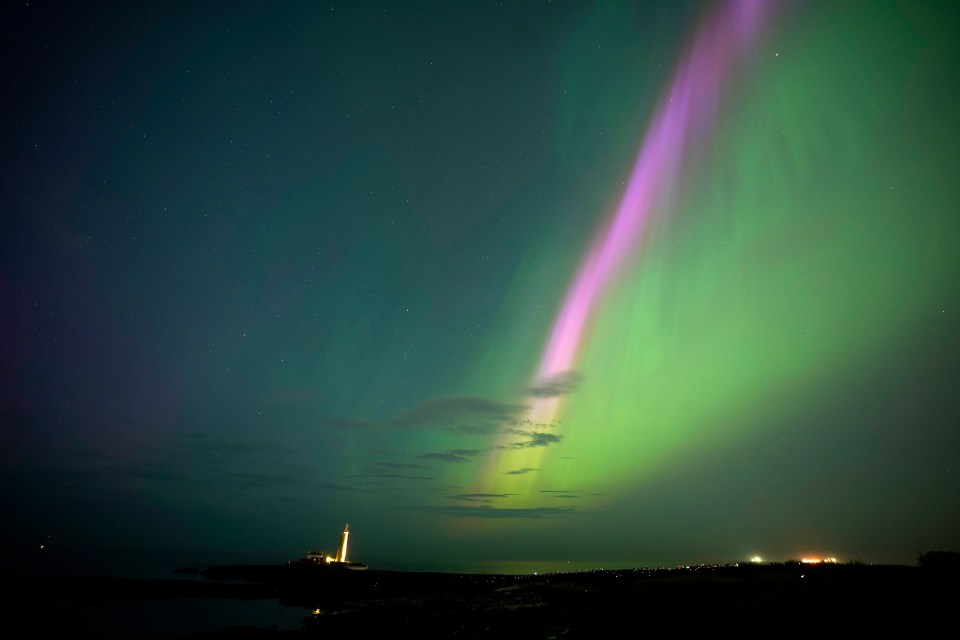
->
[534,0,774,412]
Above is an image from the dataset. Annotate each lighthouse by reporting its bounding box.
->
[299,523,367,569]
[334,523,349,563]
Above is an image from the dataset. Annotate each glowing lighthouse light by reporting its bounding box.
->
[325,523,349,563]
[300,523,368,570]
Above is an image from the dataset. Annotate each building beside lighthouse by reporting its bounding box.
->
[302,523,367,570]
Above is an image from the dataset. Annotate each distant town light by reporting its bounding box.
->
[750,556,763,563]
[800,557,838,564]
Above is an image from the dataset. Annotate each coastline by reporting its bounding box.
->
[3,562,953,638]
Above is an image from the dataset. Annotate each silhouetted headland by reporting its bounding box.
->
[4,554,957,638]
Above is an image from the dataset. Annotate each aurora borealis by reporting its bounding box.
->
[3,1,958,568]
[479,0,776,496]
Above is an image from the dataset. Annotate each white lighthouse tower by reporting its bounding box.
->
[300,523,366,569]
[334,523,349,563]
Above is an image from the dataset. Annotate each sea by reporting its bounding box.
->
[1,547,660,638]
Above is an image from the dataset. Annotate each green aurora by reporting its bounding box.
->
[2,1,957,567]
[399,1,959,561]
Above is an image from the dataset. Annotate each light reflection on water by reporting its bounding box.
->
[364,556,659,575]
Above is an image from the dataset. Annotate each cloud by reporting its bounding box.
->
[450,493,516,503]
[509,418,560,430]
[418,448,482,463]
[504,467,537,476]
[412,505,578,519]
[315,396,527,435]
[362,461,436,481]
[498,429,563,450]
[391,397,527,429]
[371,472,435,481]
[539,490,604,499]
[526,370,582,398]
[445,423,500,435]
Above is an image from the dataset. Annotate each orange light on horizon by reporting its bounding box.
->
[800,557,838,564]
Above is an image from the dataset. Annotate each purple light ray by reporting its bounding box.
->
[537,0,774,381]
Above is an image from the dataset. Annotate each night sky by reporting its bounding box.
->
[3,0,958,568]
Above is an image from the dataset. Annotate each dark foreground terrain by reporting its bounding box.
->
[4,562,954,638]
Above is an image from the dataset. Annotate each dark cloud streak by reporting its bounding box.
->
[418,448,483,463]
[450,493,516,502]
[498,429,563,450]
[412,505,579,519]
[526,370,582,398]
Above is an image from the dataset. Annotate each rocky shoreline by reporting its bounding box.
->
[4,563,953,638]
